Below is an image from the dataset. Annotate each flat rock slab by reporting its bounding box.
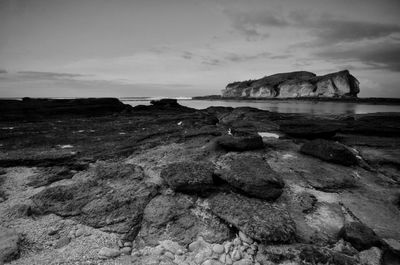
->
[209,192,296,243]
[27,167,73,188]
[279,121,342,139]
[160,161,215,193]
[31,162,158,240]
[0,227,20,263]
[300,139,358,166]
[215,153,284,200]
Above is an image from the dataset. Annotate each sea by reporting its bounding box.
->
[121,97,400,115]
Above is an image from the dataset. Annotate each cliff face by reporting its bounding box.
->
[222,70,360,98]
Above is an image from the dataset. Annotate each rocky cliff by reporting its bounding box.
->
[222,70,360,98]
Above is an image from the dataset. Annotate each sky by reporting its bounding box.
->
[0,0,400,98]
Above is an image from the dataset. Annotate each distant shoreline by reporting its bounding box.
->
[191,95,400,105]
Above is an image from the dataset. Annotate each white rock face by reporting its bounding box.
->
[222,70,359,98]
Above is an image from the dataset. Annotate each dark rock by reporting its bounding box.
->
[0,149,77,167]
[344,113,400,137]
[150,98,181,108]
[31,162,158,241]
[137,194,231,246]
[27,167,73,187]
[160,161,215,194]
[0,98,132,121]
[279,121,341,139]
[339,222,382,251]
[209,192,296,243]
[215,133,264,151]
[300,139,358,166]
[215,153,284,200]
[0,227,20,263]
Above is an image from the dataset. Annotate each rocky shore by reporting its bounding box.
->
[0,98,399,265]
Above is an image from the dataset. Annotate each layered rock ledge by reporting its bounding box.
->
[222,70,360,98]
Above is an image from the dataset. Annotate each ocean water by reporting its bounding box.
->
[121,99,400,115]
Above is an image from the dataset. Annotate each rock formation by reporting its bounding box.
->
[222,70,360,98]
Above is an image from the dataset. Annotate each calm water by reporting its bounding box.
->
[122,99,400,115]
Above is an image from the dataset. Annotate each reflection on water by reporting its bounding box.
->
[122,99,400,115]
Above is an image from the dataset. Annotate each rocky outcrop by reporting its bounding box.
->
[222,70,360,98]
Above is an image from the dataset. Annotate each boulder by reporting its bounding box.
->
[0,227,20,263]
[31,162,158,241]
[215,133,264,151]
[160,161,215,193]
[215,153,284,200]
[300,139,358,166]
[339,222,382,251]
[209,192,296,243]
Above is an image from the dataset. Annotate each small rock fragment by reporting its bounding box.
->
[98,247,120,258]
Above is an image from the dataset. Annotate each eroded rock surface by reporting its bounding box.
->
[209,192,296,243]
[215,153,284,200]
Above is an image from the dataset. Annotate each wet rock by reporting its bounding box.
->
[215,133,264,151]
[279,121,341,139]
[0,227,20,263]
[27,167,73,187]
[216,153,284,200]
[339,222,382,251]
[300,139,358,166]
[359,247,382,265]
[98,247,120,258]
[31,162,158,241]
[209,192,296,243]
[160,161,215,194]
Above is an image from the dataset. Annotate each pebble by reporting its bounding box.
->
[54,237,71,249]
[68,230,76,239]
[239,231,253,244]
[75,228,85,237]
[120,246,132,255]
[233,237,241,246]
[124,242,132,247]
[233,259,253,265]
[164,251,175,260]
[189,241,200,252]
[159,240,184,254]
[98,247,120,258]
[202,259,223,265]
[212,244,224,254]
[224,242,232,253]
[231,249,241,261]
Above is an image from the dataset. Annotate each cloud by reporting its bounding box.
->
[288,11,400,45]
[224,52,271,62]
[315,41,400,71]
[224,9,289,39]
[0,69,7,74]
[17,71,86,79]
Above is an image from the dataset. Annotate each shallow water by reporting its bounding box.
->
[122,99,400,115]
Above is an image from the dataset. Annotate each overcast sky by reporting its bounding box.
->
[1,0,400,98]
